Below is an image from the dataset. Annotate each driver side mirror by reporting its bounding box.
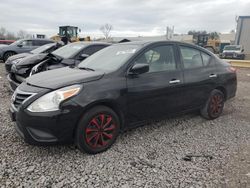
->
[129,63,149,75]
[17,44,23,48]
[241,49,244,52]
[78,53,89,60]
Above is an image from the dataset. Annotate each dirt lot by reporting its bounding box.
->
[0,63,250,187]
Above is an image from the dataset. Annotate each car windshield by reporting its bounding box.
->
[52,43,86,59]
[78,44,140,72]
[10,39,24,46]
[31,43,55,54]
[224,45,241,51]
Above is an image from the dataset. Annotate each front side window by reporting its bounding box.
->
[134,45,176,73]
[21,40,33,46]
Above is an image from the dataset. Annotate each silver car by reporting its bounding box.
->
[0,38,54,62]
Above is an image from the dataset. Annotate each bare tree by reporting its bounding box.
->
[17,30,27,39]
[17,30,32,39]
[5,32,16,40]
[100,24,113,39]
[0,27,7,39]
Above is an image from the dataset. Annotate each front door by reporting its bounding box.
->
[126,44,185,124]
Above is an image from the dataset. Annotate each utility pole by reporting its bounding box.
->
[166,26,174,40]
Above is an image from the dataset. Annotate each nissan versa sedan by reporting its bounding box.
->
[7,42,110,91]
[10,41,237,154]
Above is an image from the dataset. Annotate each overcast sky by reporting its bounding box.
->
[0,0,249,38]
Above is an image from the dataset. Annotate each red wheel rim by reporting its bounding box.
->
[210,94,223,116]
[85,114,116,148]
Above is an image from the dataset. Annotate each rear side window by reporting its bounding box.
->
[33,40,52,46]
[180,46,211,69]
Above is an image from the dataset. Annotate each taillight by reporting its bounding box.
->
[227,66,236,73]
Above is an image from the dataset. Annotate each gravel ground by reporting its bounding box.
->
[0,63,250,188]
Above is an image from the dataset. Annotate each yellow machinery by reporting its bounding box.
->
[51,26,90,42]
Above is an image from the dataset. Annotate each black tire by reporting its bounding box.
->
[200,89,225,120]
[75,105,120,154]
[3,51,16,62]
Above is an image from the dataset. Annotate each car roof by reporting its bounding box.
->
[73,41,111,46]
[19,38,54,42]
[114,40,198,46]
[114,40,213,54]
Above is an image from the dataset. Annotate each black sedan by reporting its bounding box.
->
[7,42,110,91]
[9,41,237,154]
[5,42,62,73]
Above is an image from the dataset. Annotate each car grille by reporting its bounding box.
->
[5,63,12,73]
[11,89,36,109]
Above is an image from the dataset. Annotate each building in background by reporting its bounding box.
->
[235,16,250,59]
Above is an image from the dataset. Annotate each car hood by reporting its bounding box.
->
[16,53,48,68]
[25,67,105,89]
[7,53,31,62]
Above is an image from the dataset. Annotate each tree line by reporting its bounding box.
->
[0,27,32,40]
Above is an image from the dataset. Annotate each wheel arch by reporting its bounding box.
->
[3,51,17,59]
[214,86,227,100]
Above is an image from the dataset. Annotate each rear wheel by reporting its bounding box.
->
[200,89,225,120]
[75,106,120,154]
[3,51,16,62]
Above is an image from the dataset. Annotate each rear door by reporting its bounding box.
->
[126,44,185,123]
[178,45,217,109]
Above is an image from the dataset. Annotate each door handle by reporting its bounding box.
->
[169,79,180,84]
[209,74,217,78]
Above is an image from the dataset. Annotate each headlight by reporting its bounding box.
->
[27,85,82,112]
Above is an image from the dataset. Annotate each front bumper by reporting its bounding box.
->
[9,97,83,145]
[222,53,244,59]
[7,74,20,91]
[5,62,12,73]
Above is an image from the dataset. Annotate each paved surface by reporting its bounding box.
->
[0,63,250,187]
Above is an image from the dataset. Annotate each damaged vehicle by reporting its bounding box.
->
[7,42,110,91]
[5,42,63,73]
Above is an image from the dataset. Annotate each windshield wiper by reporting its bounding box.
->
[78,67,95,71]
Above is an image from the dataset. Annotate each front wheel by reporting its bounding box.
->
[200,89,225,120]
[75,106,120,154]
[3,51,16,62]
